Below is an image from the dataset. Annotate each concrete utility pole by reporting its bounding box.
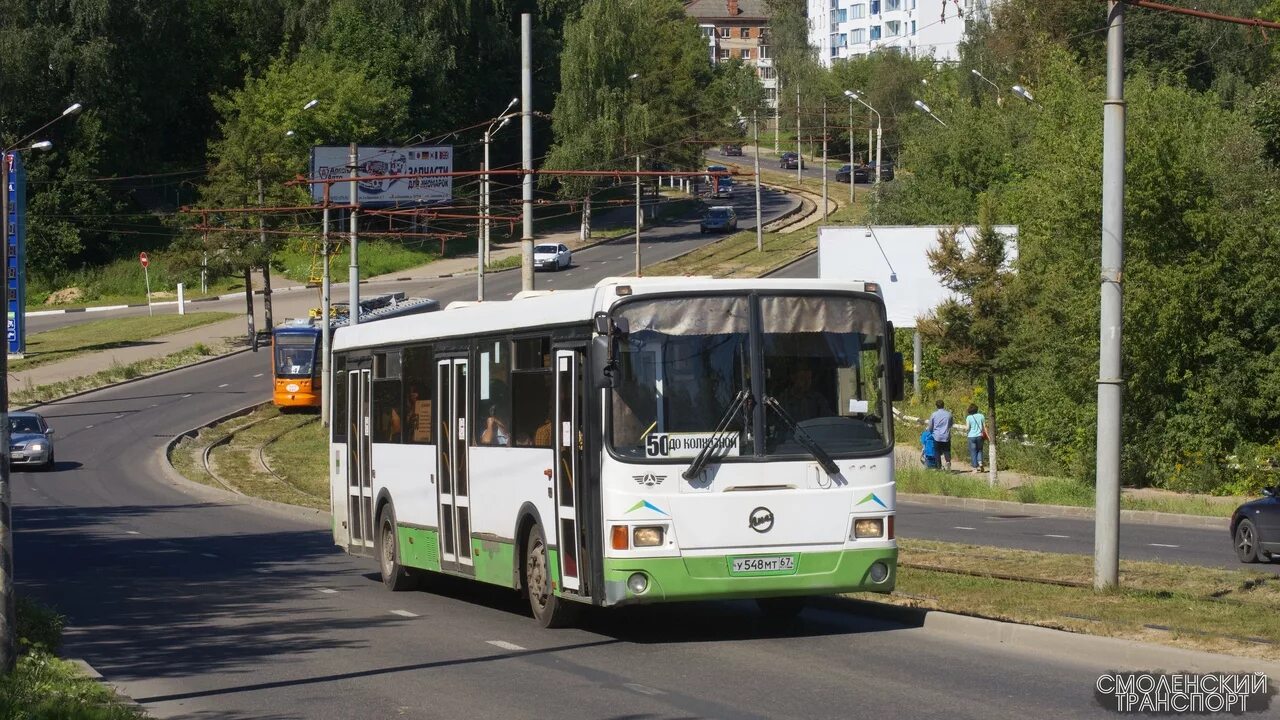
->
[320,184,332,427]
[635,155,642,277]
[821,100,828,219]
[520,12,535,293]
[348,143,360,326]
[847,97,854,206]
[0,152,12,674]
[257,177,273,331]
[753,111,763,253]
[795,86,802,184]
[1095,0,1126,591]
[480,128,489,302]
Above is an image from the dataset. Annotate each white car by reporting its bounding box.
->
[533,243,572,271]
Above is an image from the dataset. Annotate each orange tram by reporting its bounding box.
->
[272,320,323,409]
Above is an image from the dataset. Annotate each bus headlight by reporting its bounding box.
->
[633,526,664,547]
[852,518,884,539]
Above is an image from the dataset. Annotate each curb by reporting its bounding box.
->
[19,344,255,412]
[829,597,1280,675]
[69,658,146,712]
[29,284,312,315]
[762,248,817,277]
[898,492,1230,530]
[159,403,329,528]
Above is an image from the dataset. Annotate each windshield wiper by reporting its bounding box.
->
[763,396,839,475]
[681,389,751,481]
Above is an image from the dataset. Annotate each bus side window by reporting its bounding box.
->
[403,345,434,444]
[332,355,348,443]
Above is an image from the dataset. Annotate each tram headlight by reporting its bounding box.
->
[852,518,884,540]
[633,526,664,547]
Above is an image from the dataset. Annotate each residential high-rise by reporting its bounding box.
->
[685,0,779,108]
[806,0,993,65]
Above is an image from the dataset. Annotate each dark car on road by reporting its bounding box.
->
[1232,487,1280,562]
[721,144,743,156]
[779,152,804,170]
[835,164,852,183]
[699,206,739,233]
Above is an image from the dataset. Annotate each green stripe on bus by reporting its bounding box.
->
[397,526,441,572]
[602,548,897,604]
[472,537,517,589]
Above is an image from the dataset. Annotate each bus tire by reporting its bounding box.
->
[377,504,420,591]
[524,523,578,628]
[756,596,808,620]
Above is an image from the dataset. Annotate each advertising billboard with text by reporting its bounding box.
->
[310,146,453,206]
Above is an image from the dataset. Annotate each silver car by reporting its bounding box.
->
[9,411,55,470]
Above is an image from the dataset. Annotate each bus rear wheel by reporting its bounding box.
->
[377,504,420,591]
[524,524,578,628]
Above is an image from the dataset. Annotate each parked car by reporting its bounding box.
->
[9,411,54,470]
[835,164,852,183]
[779,152,805,170]
[876,162,896,181]
[721,144,744,156]
[700,206,738,234]
[532,243,572,271]
[853,164,872,183]
[1232,487,1280,562]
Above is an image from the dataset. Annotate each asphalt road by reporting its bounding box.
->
[706,148,858,186]
[26,188,795,335]
[11,189,1260,719]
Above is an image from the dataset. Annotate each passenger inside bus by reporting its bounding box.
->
[481,401,511,446]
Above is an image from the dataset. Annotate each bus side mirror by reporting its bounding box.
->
[591,336,616,389]
[890,352,905,401]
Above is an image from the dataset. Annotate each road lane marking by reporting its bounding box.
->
[624,683,666,696]
[389,609,418,618]
[114,414,125,419]
[182,394,193,398]
[218,383,229,388]
[1044,534,1070,539]
[1148,543,1180,548]
[953,526,976,531]
[85,425,94,429]
[253,373,264,378]
[125,531,141,535]
[486,640,524,651]
[315,588,338,594]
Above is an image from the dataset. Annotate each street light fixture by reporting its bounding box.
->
[479,97,520,300]
[1,103,80,673]
[913,99,947,127]
[845,90,882,188]
[1011,84,1038,106]
[971,69,1002,106]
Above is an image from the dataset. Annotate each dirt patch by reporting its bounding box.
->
[44,287,84,305]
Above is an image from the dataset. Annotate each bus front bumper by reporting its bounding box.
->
[601,547,896,606]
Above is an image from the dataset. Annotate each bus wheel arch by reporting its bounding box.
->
[514,503,545,596]
[375,494,420,591]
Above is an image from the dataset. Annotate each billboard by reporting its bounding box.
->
[818,225,1018,328]
[310,146,453,206]
[5,152,25,356]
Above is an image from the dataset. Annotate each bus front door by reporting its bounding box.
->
[346,362,373,555]
[436,358,474,574]
[554,349,587,596]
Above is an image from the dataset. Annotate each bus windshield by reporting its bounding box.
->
[609,294,890,461]
[274,334,318,378]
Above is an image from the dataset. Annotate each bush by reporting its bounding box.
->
[16,596,63,653]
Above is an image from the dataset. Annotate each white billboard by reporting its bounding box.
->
[818,225,1018,328]
[310,146,453,206]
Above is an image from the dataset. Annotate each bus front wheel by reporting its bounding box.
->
[377,504,420,591]
[524,524,578,628]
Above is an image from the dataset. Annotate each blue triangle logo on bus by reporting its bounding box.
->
[858,493,887,509]
[626,500,669,516]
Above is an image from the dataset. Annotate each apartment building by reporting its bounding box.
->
[806,0,993,65]
[684,0,779,108]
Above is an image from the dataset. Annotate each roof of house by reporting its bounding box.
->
[684,0,771,22]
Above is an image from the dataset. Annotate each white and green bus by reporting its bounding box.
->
[330,277,904,626]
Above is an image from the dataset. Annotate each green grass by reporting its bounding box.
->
[850,539,1280,660]
[263,417,330,505]
[11,312,235,372]
[11,339,234,406]
[1,597,143,718]
[275,240,443,282]
[29,254,242,308]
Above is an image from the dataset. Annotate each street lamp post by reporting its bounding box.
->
[913,99,947,127]
[480,98,518,301]
[846,95,854,206]
[845,91,882,188]
[971,69,1002,106]
[0,102,81,673]
[1012,85,1040,107]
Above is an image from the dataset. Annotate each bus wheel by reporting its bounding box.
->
[377,504,420,591]
[756,596,807,620]
[524,524,578,628]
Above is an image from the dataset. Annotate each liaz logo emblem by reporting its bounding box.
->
[626,500,669,516]
[858,493,888,509]
[748,506,774,533]
[633,473,666,487]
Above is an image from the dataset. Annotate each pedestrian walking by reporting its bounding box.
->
[927,399,953,471]
[965,403,986,472]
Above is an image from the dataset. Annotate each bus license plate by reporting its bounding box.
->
[731,556,796,574]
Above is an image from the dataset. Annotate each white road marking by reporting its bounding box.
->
[315,587,338,594]
[149,404,158,408]
[218,383,229,388]
[182,393,193,398]
[114,414,125,419]
[1148,543,1180,548]
[1044,534,1070,539]
[389,609,418,618]
[253,373,264,378]
[85,425,94,429]
[953,526,976,531]
[624,683,666,696]
[125,531,141,535]
[486,640,524,651]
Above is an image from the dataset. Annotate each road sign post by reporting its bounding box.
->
[140,252,152,317]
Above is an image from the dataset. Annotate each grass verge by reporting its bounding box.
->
[12,312,236,372]
[851,539,1280,661]
[2,597,143,718]
[170,405,328,510]
[29,254,242,309]
[11,339,239,407]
